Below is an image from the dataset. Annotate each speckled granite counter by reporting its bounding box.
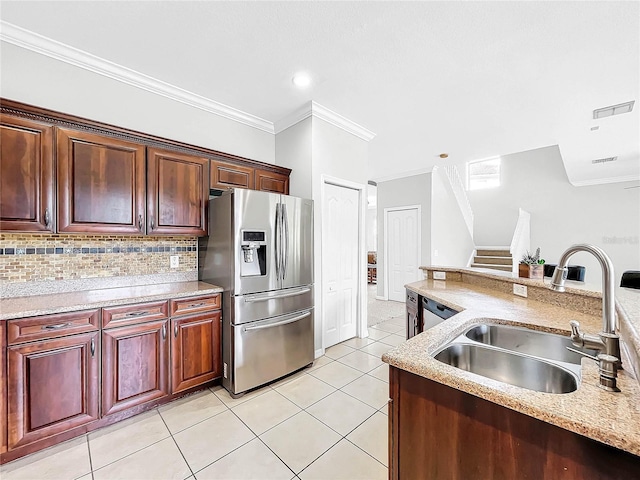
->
[382,271,640,457]
[0,281,223,321]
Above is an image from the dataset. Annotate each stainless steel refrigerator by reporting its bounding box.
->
[198,188,314,396]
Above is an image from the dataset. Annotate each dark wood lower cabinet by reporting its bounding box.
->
[389,366,640,480]
[7,332,99,450]
[1,323,6,454]
[102,320,169,416]
[171,311,221,393]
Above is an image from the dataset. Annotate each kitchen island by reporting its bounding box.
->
[383,267,640,479]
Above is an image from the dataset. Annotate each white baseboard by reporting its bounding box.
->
[375,295,388,301]
[314,348,325,359]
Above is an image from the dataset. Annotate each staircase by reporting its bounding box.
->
[471,248,513,272]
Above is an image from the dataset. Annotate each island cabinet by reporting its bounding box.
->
[170,295,222,393]
[147,147,209,236]
[0,115,55,232]
[389,366,640,480]
[56,127,147,234]
[6,310,100,450]
[101,301,171,416]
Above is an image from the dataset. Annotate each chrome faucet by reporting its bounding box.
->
[550,244,621,392]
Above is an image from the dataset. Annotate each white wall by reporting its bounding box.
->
[431,167,475,267]
[468,145,640,288]
[275,118,312,198]
[376,173,432,297]
[366,206,377,252]
[0,43,275,163]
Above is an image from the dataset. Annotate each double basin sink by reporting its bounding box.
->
[434,323,597,394]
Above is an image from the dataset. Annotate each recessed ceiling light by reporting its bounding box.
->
[593,100,635,119]
[292,73,312,88]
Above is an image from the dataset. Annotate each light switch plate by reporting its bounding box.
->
[513,284,528,297]
[170,255,179,268]
[433,271,446,280]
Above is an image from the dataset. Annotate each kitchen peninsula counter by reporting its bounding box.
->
[382,268,640,458]
[0,281,223,321]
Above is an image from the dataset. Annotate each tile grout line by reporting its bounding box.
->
[157,408,197,480]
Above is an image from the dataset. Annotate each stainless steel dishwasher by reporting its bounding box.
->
[422,296,459,330]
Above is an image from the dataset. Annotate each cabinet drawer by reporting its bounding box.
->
[170,294,221,317]
[7,309,100,345]
[102,301,169,329]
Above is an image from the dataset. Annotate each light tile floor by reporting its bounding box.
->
[0,318,406,480]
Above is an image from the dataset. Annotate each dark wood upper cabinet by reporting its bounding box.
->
[56,128,146,234]
[210,159,255,190]
[147,147,209,236]
[7,332,99,449]
[171,310,221,393]
[0,115,55,232]
[255,169,290,194]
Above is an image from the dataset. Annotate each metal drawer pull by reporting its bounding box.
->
[125,311,149,317]
[90,338,95,357]
[187,302,205,308]
[244,288,311,303]
[41,323,72,330]
[244,311,311,332]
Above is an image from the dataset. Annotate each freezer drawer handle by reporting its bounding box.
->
[243,311,311,332]
[244,287,311,303]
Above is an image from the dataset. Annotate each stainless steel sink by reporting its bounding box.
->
[434,343,579,394]
[464,324,599,364]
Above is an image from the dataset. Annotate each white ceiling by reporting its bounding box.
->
[1,1,638,185]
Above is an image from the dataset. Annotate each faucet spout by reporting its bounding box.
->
[550,244,616,334]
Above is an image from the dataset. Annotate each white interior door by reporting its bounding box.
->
[323,183,359,348]
[386,207,420,302]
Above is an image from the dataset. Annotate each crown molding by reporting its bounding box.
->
[275,101,376,141]
[0,21,275,133]
[569,173,640,187]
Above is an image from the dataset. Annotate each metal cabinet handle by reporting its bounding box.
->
[44,208,51,228]
[138,214,143,231]
[174,323,179,338]
[125,311,149,317]
[162,324,167,340]
[150,215,155,230]
[90,338,95,357]
[41,323,72,330]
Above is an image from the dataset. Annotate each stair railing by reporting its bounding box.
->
[510,208,531,275]
[443,165,474,238]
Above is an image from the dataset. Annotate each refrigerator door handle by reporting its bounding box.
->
[282,203,289,280]
[243,287,312,303]
[275,203,281,281]
[243,311,311,332]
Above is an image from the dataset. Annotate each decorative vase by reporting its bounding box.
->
[519,263,544,280]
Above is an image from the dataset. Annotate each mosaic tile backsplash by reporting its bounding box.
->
[0,234,197,283]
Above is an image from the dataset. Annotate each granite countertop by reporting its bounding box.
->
[382,275,640,457]
[0,281,223,320]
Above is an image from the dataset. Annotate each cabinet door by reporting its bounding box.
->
[102,320,169,416]
[255,169,289,194]
[57,128,146,234]
[210,159,255,190]
[7,332,99,449]
[171,311,221,393]
[1,321,6,454]
[0,115,54,232]
[147,148,209,236]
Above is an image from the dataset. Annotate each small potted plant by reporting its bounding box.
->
[519,247,545,279]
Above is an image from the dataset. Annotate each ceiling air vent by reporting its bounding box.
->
[593,101,635,119]
[591,157,617,164]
